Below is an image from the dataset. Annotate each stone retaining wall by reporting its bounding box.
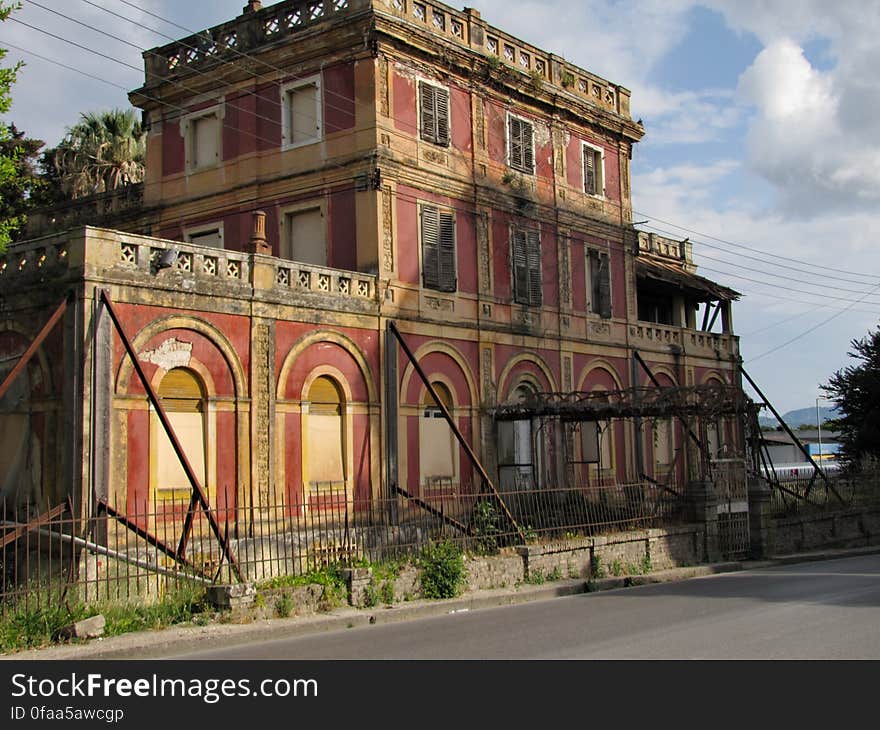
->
[769,507,880,555]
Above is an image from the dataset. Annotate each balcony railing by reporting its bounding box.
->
[637,231,694,269]
[629,322,738,358]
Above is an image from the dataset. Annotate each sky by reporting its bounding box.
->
[2,0,880,416]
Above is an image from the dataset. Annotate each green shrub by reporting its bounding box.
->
[418,540,466,599]
[379,580,395,605]
[472,500,501,555]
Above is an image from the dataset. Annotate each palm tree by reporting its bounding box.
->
[51,108,146,198]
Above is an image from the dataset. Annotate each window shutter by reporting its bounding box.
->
[584,147,597,194]
[521,120,534,173]
[527,230,542,306]
[509,116,523,171]
[435,87,450,146]
[597,252,611,318]
[420,82,437,143]
[512,229,529,304]
[421,206,440,289]
[438,211,456,292]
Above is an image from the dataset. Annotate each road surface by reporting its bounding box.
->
[163,554,880,659]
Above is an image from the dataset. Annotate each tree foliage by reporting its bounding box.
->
[47,109,146,199]
[822,328,880,468]
[0,1,23,250]
[0,124,56,243]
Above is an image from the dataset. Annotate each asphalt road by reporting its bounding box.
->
[164,553,880,660]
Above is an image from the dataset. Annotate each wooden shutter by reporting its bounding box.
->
[512,229,529,304]
[509,116,523,171]
[435,87,450,146]
[438,211,456,292]
[420,82,437,143]
[521,119,534,173]
[508,116,534,173]
[421,206,440,289]
[527,229,542,306]
[584,146,597,194]
[597,252,611,318]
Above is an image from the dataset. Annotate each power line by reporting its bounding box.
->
[633,208,878,282]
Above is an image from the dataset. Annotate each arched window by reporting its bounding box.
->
[420,382,457,487]
[306,376,345,486]
[152,368,207,500]
[498,384,536,490]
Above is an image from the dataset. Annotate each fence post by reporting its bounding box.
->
[748,476,773,559]
[687,479,719,562]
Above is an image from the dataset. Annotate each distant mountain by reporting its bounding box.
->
[759,405,839,429]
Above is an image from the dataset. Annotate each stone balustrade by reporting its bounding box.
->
[143,0,631,119]
[637,231,694,267]
[629,322,739,359]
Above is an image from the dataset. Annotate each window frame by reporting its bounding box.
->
[586,247,612,318]
[419,203,457,293]
[181,104,224,173]
[280,74,323,151]
[418,79,451,147]
[582,141,606,197]
[183,221,225,249]
[511,226,542,307]
[506,111,536,175]
[279,200,328,265]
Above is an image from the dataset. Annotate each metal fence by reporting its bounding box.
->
[769,472,880,517]
[0,481,690,615]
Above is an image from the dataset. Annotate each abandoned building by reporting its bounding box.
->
[0,0,749,575]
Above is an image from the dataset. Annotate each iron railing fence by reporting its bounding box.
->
[0,481,691,616]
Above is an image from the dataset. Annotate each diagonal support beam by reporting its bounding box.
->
[97,500,197,571]
[388,321,526,543]
[0,294,70,402]
[98,290,243,581]
[0,502,69,550]
[739,365,843,504]
[394,486,471,535]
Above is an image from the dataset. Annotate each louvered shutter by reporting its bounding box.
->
[435,87,450,146]
[527,230,542,306]
[512,229,529,304]
[521,119,534,173]
[584,146,597,194]
[509,116,523,171]
[421,206,440,289]
[597,252,612,318]
[420,82,437,143]
[438,211,456,291]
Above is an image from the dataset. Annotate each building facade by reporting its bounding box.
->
[0,0,741,525]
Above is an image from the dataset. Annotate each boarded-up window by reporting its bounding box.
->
[508,114,534,174]
[283,79,321,147]
[186,227,223,249]
[583,143,603,196]
[191,114,219,170]
[153,368,206,498]
[283,208,326,265]
[420,383,456,484]
[587,249,612,318]
[421,205,456,292]
[512,228,542,306]
[419,82,450,146]
[307,376,344,485]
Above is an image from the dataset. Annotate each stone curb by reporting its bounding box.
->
[6,545,880,660]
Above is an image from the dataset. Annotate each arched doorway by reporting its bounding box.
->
[304,375,346,488]
[419,382,457,490]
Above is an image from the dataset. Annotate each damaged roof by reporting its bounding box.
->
[636,257,740,302]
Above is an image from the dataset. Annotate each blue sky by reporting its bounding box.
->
[3,0,880,416]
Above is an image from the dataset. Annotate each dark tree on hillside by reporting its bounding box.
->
[822,328,880,469]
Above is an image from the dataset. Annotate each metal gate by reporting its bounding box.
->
[712,458,750,559]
